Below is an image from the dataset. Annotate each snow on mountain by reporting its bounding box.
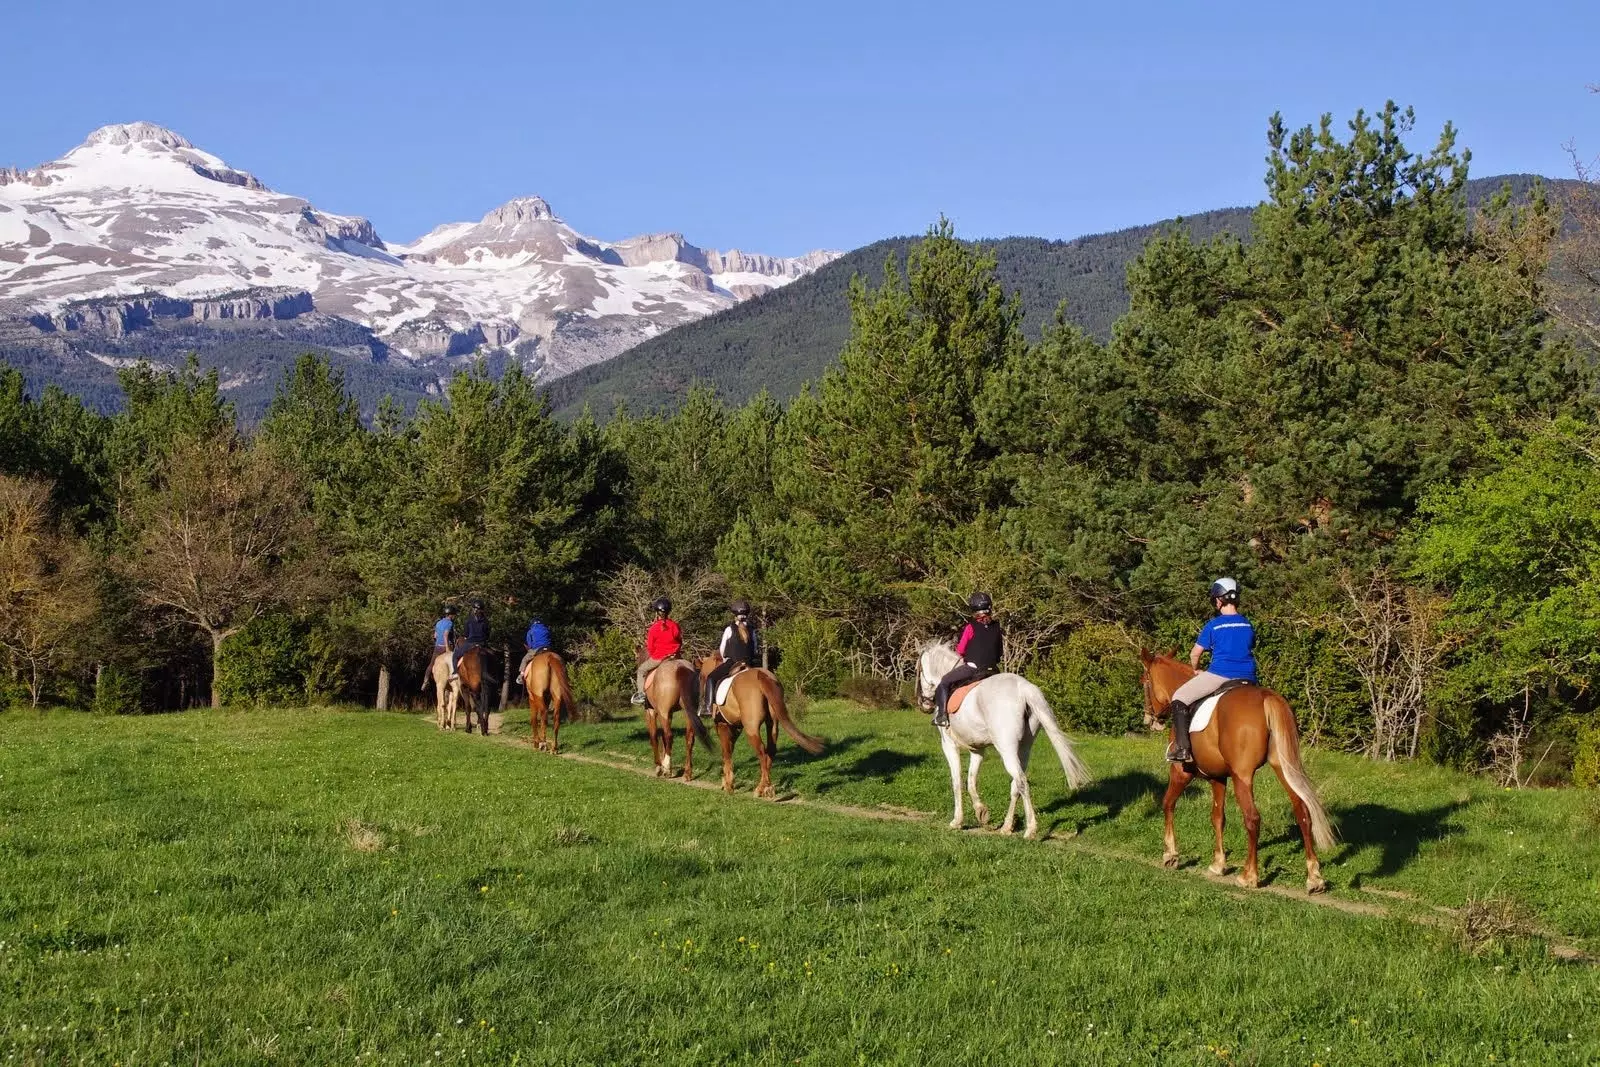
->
[0,123,841,377]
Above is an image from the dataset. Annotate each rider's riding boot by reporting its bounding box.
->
[630,690,646,706]
[932,693,950,728]
[1166,700,1194,762]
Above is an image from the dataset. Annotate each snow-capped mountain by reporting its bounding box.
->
[0,123,840,378]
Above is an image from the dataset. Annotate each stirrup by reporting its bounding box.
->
[1166,742,1192,763]
[630,692,646,706]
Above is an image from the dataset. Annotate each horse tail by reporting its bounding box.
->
[680,665,711,746]
[546,655,574,725]
[758,671,824,755]
[1021,680,1092,790]
[1264,690,1337,851]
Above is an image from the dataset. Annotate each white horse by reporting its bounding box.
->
[916,642,1092,839]
[430,651,461,730]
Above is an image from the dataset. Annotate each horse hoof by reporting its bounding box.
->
[1236,874,1260,889]
[1306,877,1329,895]
[998,825,1015,837]
[1161,853,1180,870]
[948,819,963,830]
[974,806,989,824]
[1208,862,1228,877]
[1023,828,1038,841]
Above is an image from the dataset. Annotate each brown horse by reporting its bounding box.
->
[640,653,708,778]
[455,646,492,736]
[522,650,573,754]
[697,655,824,798]
[1139,650,1336,892]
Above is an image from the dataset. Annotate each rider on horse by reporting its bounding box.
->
[933,592,1003,727]
[515,616,554,685]
[451,598,491,679]
[421,604,456,690]
[1164,577,1257,763]
[702,600,760,719]
[632,597,682,705]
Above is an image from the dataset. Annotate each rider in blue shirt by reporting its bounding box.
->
[421,604,456,690]
[451,599,491,677]
[516,617,554,686]
[1165,578,1257,763]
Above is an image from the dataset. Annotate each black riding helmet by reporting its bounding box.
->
[967,591,993,614]
[652,596,672,615]
[470,597,485,611]
[443,604,456,616]
[730,599,751,617]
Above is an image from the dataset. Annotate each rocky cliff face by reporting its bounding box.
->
[31,288,315,336]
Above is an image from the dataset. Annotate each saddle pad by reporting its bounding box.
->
[715,675,736,705]
[643,667,659,692]
[947,681,980,717]
[1190,680,1253,734]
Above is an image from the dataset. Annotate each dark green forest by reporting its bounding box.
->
[5,105,1600,789]
[545,174,1566,417]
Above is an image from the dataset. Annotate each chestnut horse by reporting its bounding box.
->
[640,653,708,778]
[1139,650,1336,892]
[455,646,492,736]
[521,650,573,753]
[697,655,824,798]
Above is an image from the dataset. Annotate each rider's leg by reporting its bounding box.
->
[703,662,731,716]
[933,664,979,728]
[633,658,660,705]
[1165,671,1225,762]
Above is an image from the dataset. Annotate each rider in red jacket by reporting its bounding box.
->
[633,597,682,704]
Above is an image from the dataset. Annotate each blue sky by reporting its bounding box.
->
[3,0,1596,255]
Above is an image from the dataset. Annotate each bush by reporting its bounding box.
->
[92,664,145,715]
[840,674,901,708]
[570,627,637,713]
[1035,623,1144,735]
[1575,721,1600,789]
[215,614,310,706]
[770,614,845,700]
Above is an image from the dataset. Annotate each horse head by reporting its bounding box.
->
[1138,648,1190,731]
[696,653,723,681]
[915,641,956,708]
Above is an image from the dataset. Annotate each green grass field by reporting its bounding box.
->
[2,703,1596,1065]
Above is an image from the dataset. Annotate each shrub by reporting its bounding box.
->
[91,664,145,715]
[1035,623,1143,735]
[1575,721,1600,789]
[570,627,637,713]
[840,674,901,708]
[215,613,310,706]
[770,614,845,700]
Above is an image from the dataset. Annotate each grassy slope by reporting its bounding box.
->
[1,706,1594,1065]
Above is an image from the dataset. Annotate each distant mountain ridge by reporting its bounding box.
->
[0,122,839,415]
[545,174,1564,417]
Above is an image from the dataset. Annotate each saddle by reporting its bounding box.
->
[1188,678,1254,734]
[710,663,749,712]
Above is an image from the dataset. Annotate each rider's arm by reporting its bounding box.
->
[1189,643,1205,670]
[954,624,973,657]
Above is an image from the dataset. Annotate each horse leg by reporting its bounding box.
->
[680,697,694,781]
[718,722,736,794]
[660,711,674,778]
[1269,761,1327,893]
[548,689,560,756]
[529,692,544,751]
[966,749,987,826]
[995,744,1035,839]
[1208,779,1228,876]
[748,724,772,799]
[646,709,664,776]
[941,731,965,829]
[1232,770,1263,888]
[1161,764,1194,868]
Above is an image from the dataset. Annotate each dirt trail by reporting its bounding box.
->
[479,728,1590,961]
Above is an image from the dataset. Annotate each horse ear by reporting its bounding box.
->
[1138,647,1154,664]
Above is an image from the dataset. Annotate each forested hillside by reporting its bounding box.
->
[546,174,1561,416]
